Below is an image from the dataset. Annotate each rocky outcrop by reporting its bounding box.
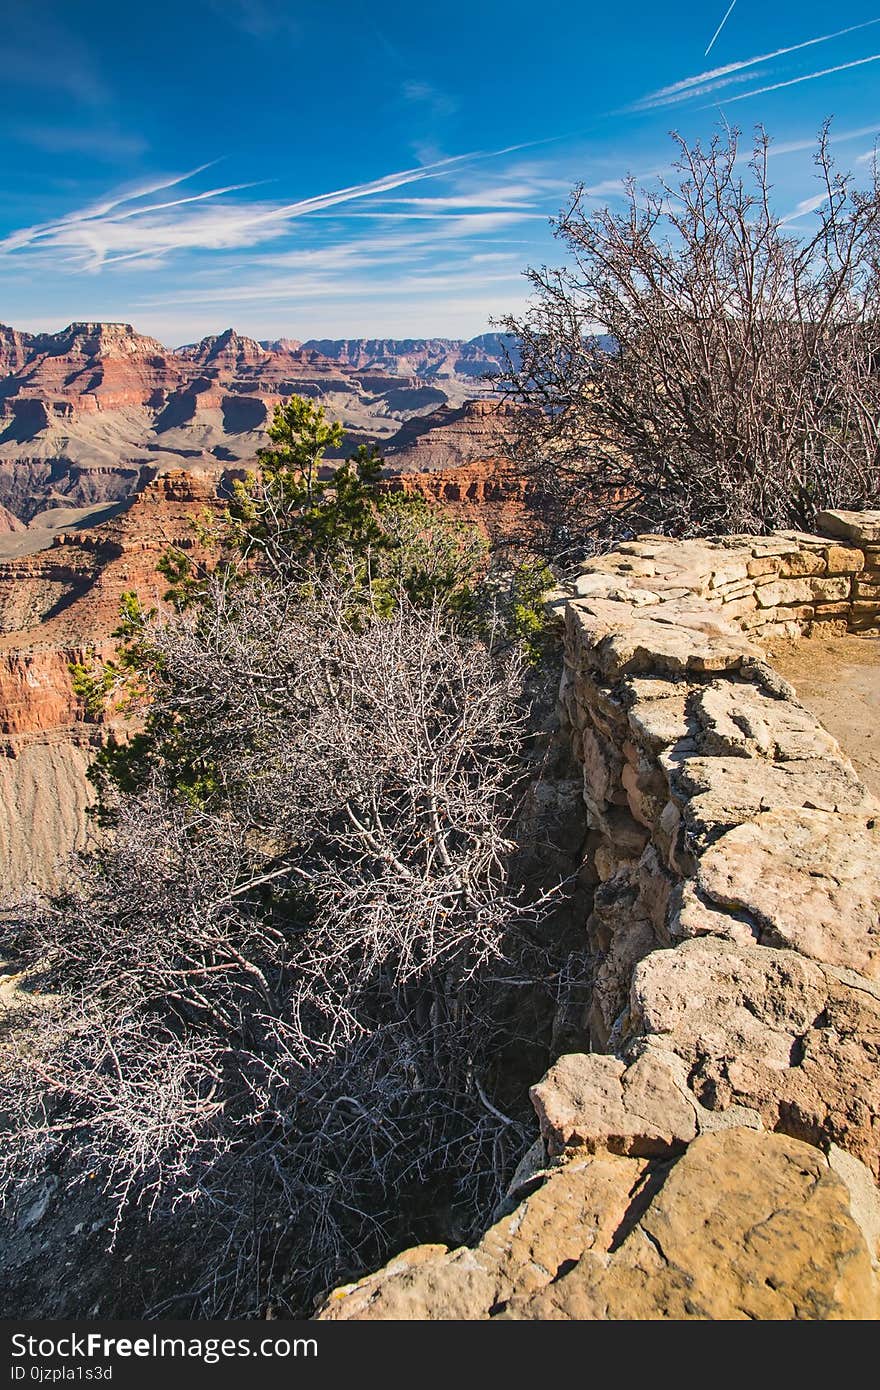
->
[382,400,518,472]
[321,510,880,1320]
[3,322,173,413]
[0,504,24,534]
[178,328,274,371]
[380,456,533,542]
[0,325,35,377]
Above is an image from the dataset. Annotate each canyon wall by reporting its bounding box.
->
[318,510,880,1321]
[0,470,226,895]
[0,457,540,895]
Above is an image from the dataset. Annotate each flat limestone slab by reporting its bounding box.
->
[817,509,880,544]
[696,808,880,979]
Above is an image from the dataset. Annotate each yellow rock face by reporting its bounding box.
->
[317,1130,879,1321]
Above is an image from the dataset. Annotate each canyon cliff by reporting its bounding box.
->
[0,320,513,523]
[0,470,228,892]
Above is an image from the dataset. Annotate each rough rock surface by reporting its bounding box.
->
[502,1130,879,1321]
[530,1051,698,1158]
[696,809,880,976]
[631,938,880,1181]
[319,1130,879,1320]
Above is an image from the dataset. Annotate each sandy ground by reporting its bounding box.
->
[765,632,880,798]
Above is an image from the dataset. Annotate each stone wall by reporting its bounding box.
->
[563,507,880,643]
[553,508,880,1055]
[318,510,880,1320]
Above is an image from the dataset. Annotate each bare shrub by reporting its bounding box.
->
[0,583,562,1316]
[499,125,880,554]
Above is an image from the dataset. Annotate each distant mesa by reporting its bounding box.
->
[298,332,521,379]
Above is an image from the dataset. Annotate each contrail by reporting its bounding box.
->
[705,0,737,57]
[633,16,880,110]
[722,50,880,102]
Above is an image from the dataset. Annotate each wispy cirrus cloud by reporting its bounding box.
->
[379,183,538,209]
[117,197,539,329]
[402,80,460,118]
[10,124,148,161]
[780,191,832,224]
[133,261,526,312]
[0,150,525,272]
[769,123,880,156]
[629,17,880,111]
[204,0,300,40]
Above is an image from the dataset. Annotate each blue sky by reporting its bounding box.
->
[1,0,879,345]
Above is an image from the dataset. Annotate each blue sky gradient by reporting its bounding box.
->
[1,0,879,343]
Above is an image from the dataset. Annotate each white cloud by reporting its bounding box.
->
[133,265,524,309]
[780,191,831,223]
[0,151,523,272]
[769,123,880,156]
[378,183,539,209]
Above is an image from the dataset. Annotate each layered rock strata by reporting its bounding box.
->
[319,510,880,1320]
[0,456,548,892]
[0,321,515,521]
[0,471,227,893]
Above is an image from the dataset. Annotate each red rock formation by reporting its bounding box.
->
[0,324,35,376]
[0,320,504,521]
[176,328,347,385]
[381,458,534,544]
[383,399,520,472]
[0,469,230,891]
[5,322,174,412]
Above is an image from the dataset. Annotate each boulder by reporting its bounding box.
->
[530,1050,697,1158]
[817,510,880,544]
[319,1130,880,1320]
[631,937,880,1179]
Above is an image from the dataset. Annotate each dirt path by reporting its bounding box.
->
[765,632,880,799]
